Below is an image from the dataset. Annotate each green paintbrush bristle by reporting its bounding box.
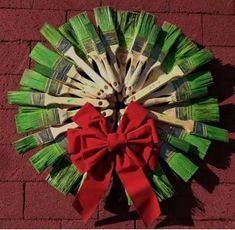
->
[94,6,116,33]
[152,162,174,202]
[178,48,213,74]
[159,129,191,153]
[161,35,199,73]
[59,22,78,46]
[15,135,39,154]
[192,122,229,143]
[15,108,60,133]
[40,23,72,54]
[143,24,160,57]
[18,106,43,113]
[116,11,139,49]
[33,63,55,78]
[160,143,198,182]
[167,126,211,159]
[131,12,156,52]
[154,22,181,62]
[30,43,61,69]
[47,156,82,195]
[8,91,31,105]
[20,69,50,92]
[30,136,67,173]
[176,97,220,122]
[69,13,92,48]
[59,22,87,59]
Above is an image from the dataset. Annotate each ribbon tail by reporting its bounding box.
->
[73,162,113,222]
[116,162,161,226]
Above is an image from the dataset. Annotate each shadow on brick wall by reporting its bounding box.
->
[93,59,235,228]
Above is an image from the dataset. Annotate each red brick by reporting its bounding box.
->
[0,42,30,74]
[0,182,23,218]
[0,0,33,8]
[0,9,65,41]
[33,0,100,10]
[98,200,135,228]
[136,219,235,229]
[207,47,235,103]
[210,47,235,66]
[0,145,22,181]
[101,0,168,12]
[166,184,235,220]
[25,182,98,219]
[0,220,60,229]
[0,75,21,109]
[0,109,18,145]
[203,15,235,46]
[170,0,234,14]
[206,153,235,183]
[0,144,49,181]
[156,13,202,43]
[21,148,50,181]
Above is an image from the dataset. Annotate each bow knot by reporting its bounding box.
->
[67,102,161,226]
[107,133,126,151]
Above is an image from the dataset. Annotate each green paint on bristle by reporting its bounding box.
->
[15,108,59,133]
[153,22,181,63]
[20,86,31,91]
[40,23,72,54]
[160,143,198,182]
[59,22,78,46]
[8,91,31,105]
[18,106,43,113]
[14,135,39,154]
[169,71,213,101]
[117,11,140,49]
[59,22,87,60]
[143,25,160,57]
[86,23,106,55]
[33,63,55,78]
[159,129,191,153]
[165,125,211,159]
[94,6,116,33]
[192,122,229,143]
[20,69,49,93]
[131,12,156,52]
[178,48,213,74]
[185,71,214,89]
[183,133,211,159]
[176,97,220,122]
[30,137,67,173]
[152,162,174,202]
[94,7,118,46]
[161,34,199,73]
[69,13,93,51]
[47,157,82,195]
[30,43,61,69]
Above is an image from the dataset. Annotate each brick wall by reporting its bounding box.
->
[0,0,235,228]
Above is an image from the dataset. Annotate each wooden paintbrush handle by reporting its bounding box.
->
[65,47,113,95]
[51,122,78,139]
[142,96,173,107]
[149,111,194,133]
[125,65,183,104]
[45,94,110,108]
[101,55,122,92]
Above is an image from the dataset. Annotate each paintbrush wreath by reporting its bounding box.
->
[7,6,230,224]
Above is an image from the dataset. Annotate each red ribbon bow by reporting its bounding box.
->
[67,102,161,226]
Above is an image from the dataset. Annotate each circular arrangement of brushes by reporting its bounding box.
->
[8,6,229,226]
